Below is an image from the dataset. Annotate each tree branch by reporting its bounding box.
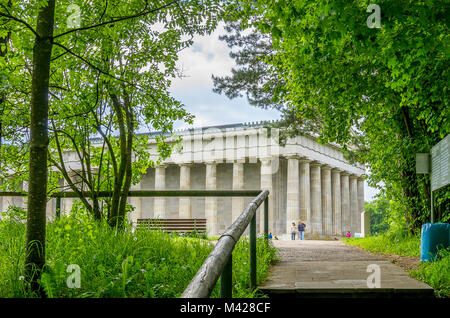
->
[0,12,39,38]
[53,0,177,39]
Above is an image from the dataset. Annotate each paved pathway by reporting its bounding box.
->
[259,240,434,298]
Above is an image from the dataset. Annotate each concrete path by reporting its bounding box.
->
[259,240,434,298]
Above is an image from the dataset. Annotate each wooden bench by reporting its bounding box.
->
[136,218,207,234]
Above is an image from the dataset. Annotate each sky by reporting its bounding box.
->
[168,24,380,202]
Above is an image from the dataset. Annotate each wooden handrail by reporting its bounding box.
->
[181,190,269,298]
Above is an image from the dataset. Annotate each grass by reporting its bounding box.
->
[342,232,421,257]
[0,211,277,298]
[342,232,450,298]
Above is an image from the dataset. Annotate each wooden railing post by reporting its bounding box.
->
[250,213,257,290]
[220,254,233,298]
[264,196,269,242]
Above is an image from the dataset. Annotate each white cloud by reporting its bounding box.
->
[171,23,234,91]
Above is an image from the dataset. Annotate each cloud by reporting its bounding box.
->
[171,23,235,91]
[166,22,281,130]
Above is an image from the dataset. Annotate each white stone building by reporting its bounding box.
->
[0,121,366,238]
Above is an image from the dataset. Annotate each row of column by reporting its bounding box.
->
[1,159,364,238]
[130,158,362,237]
[286,156,364,237]
[131,160,275,237]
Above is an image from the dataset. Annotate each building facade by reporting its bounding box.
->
[0,121,366,238]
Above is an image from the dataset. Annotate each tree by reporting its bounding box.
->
[234,0,449,233]
[365,199,389,234]
[1,0,223,293]
[23,0,56,294]
[212,18,323,143]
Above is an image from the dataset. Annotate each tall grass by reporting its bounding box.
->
[410,249,450,298]
[0,212,277,298]
[342,232,421,256]
[212,236,278,298]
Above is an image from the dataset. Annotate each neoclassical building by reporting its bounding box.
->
[0,121,366,238]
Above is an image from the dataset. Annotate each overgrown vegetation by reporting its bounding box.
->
[0,207,277,298]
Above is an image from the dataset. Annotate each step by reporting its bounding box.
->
[259,287,435,298]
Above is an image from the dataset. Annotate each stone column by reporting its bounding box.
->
[349,175,358,235]
[129,181,142,224]
[310,163,322,236]
[205,162,218,236]
[361,210,371,237]
[154,165,166,218]
[331,169,342,236]
[1,178,14,214]
[341,173,350,235]
[321,166,332,236]
[357,177,365,234]
[21,181,28,210]
[299,159,311,224]
[231,162,245,223]
[260,158,274,234]
[64,175,74,216]
[1,194,13,213]
[46,198,55,220]
[179,164,192,218]
[286,156,300,234]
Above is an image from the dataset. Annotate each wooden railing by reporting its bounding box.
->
[181,190,269,298]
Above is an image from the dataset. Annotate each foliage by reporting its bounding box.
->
[0,216,277,298]
[212,18,323,145]
[231,0,449,233]
[0,205,27,222]
[365,198,389,234]
[0,0,225,225]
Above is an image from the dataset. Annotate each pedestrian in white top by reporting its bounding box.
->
[290,222,297,240]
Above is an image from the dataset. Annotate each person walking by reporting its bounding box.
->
[298,220,306,240]
[290,222,297,240]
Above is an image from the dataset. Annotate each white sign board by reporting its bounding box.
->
[431,134,450,191]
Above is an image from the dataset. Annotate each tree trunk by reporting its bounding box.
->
[117,86,134,226]
[399,106,423,234]
[0,1,11,155]
[108,92,128,227]
[24,0,55,294]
